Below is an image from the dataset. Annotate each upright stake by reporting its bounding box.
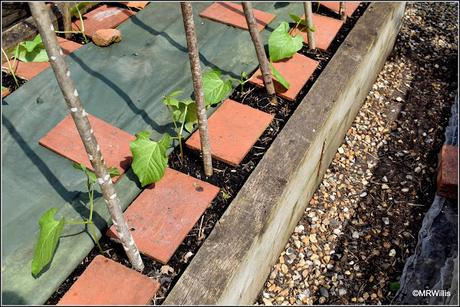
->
[339,2,347,21]
[242,2,278,106]
[303,2,316,50]
[62,3,72,39]
[180,2,213,177]
[28,2,144,272]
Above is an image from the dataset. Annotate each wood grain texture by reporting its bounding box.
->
[165,2,406,305]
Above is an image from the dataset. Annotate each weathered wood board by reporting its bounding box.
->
[165,2,406,305]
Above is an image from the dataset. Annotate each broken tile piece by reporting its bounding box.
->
[249,53,319,101]
[107,168,219,264]
[58,255,159,305]
[186,99,274,166]
[199,2,275,31]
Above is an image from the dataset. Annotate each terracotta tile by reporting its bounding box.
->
[2,87,10,98]
[58,255,159,305]
[122,2,149,10]
[290,13,343,50]
[1,38,82,80]
[57,37,83,55]
[248,53,319,101]
[199,2,275,31]
[437,144,458,199]
[107,168,219,264]
[72,4,136,37]
[320,1,360,17]
[39,113,135,181]
[186,99,274,166]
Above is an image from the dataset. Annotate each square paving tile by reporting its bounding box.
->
[320,1,360,17]
[199,2,275,31]
[290,13,343,50]
[186,99,274,166]
[1,38,82,80]
[72,4,136,37]
[248,53,319,101]
[122,1,149,10]
[39,113,135,181]
[107,168,220,264]
[58,255,159,305]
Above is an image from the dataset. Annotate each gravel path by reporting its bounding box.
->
[257,2,458,305]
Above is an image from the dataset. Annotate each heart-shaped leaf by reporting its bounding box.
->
[31,208,65,276]
[270,62,290,89]
[203,69,232,107]
[268,22,303,62]
[130,131,170,187]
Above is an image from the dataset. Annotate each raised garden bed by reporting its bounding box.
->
[2,1,407,305]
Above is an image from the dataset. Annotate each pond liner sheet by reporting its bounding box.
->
[1,2,306,305]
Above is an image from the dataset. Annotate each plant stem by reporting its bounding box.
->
[339,2,347,21]
[75,5,89,43]
[178,105,188,162]
[29,2,144,272]
[180,2,214,177]
[1,48,19,88]
[304,2,316,50]
[242,1,278,106]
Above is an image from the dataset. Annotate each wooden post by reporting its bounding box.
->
[242,2,278,106]
[180,2,214,177]
[303,2,316,50]
[28,2,145,272]
[339,2,347,21]
[62,3,72,39]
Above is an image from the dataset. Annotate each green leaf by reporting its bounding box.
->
[203,69,232,106]
[135,130,151,139]
[31,208,65,276]
[289,14,307,26]
[108,166,121,177]
[389,281,400,291]
[184,103,197,133]
[14,35,49,63]
[268,22,303,62]
[270,63,290,89]
[130,131,169,187]
[73,163,96,185]
[163,96,180,108]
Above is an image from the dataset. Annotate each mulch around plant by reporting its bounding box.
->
[44,3,370,305]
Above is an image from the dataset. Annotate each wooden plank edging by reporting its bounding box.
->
[165,2,406,305]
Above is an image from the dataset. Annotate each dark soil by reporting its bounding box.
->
[45,3,369,305]
[1,71,27,97]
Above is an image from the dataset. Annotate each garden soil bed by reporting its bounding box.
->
[46,3,370,305]
[257,2,458,305]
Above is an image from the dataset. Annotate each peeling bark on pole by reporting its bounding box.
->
[180,2,214,177]
[339,2,347,21]
[28,2,144,272]
[242,2,278,106]
[303,2,316,50]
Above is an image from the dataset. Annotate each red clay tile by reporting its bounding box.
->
[2,87,10,98]
[185,99,274,166]
[122,1,149,10]
[290,13,343,50]
[199,2,275,31]
[437,144,458,199]
[1,38,82,80]
[248,53,319,101]
[39,113,135,181]
[72,4,136,37]
[320,1,360,17]
[58,255,159,305]
[107,168,219,264]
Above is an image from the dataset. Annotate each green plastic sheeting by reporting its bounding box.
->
[1,2,302,304]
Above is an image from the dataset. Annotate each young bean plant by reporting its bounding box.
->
[31,164,120,277]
